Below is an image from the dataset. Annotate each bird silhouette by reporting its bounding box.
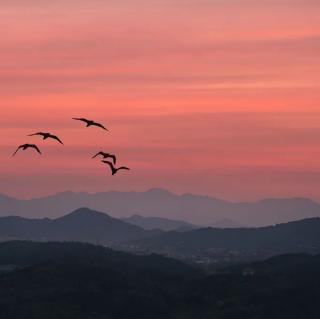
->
[28,132,64,145]
[72,118,109,131]
[92,151,116,164]
[12,144,42,156]
[101,160,130,175]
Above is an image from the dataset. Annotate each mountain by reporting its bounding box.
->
[1,189,320,226]
[1,241,320,318]
[122,214,198,231]
[0,241,198,319]
[3,210,317,265]
[0,241,194,275]
[133,217,320,257]
[209,218,244,228]
[0,208,157,245]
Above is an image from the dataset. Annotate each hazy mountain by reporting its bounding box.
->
[0,208,156,245]
[209,218,244,228]
[122,214,198,231]
[133,217,320,256]
[1,189,320,226]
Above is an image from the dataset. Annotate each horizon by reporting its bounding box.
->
[1,186,320,204]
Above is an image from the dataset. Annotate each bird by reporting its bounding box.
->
[12,144,42,156]
[92,151,116,164]
[28,132,64,145]
[72,118,109,131]
[101,160,130,175]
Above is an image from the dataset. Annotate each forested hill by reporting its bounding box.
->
[0,241,320,318]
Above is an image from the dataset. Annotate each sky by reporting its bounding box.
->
[1,0,320,200]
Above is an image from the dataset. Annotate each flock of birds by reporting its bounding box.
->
[12,117,130,176]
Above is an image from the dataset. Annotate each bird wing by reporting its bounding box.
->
[49,135,64,145]
[108,154,117,165]
[29,144,42,154]
[12,145,23,156]
[72,118,89,124]
[118,166,130,171]
[102,160,115,173]
[93,122,109,131]
[92,151,103,158]
[28,132,43,137]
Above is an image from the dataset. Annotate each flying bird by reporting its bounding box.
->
[28,132,64,145]
[92,151,116,164]
[101,160,130,175]
[12,144,42,156]
[72,118,109,131]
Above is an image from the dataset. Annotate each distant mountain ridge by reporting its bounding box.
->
[0,189,320,226]
[0,208,157,245]
[1,208,320,263]
[122,214,198,231]
[209,218,244,228]
[133,217,320,256]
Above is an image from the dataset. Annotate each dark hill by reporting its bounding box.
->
[133,217,320,255]
[0,208,157,245]
[0,241,195,275]
[1,242,320,318]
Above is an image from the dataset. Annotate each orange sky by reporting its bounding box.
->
[1,0,320,200]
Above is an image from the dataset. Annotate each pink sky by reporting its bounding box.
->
[1,0,320,200]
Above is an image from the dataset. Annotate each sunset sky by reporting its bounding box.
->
[1,0,320,200]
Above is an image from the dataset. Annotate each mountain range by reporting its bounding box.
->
[133,217,320,256]
[1,188,320,226]
[1,207,320,264]
[0,208,158,245]
[122,214,198,231]
[123,215,241,231]
[0,241,320,319]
